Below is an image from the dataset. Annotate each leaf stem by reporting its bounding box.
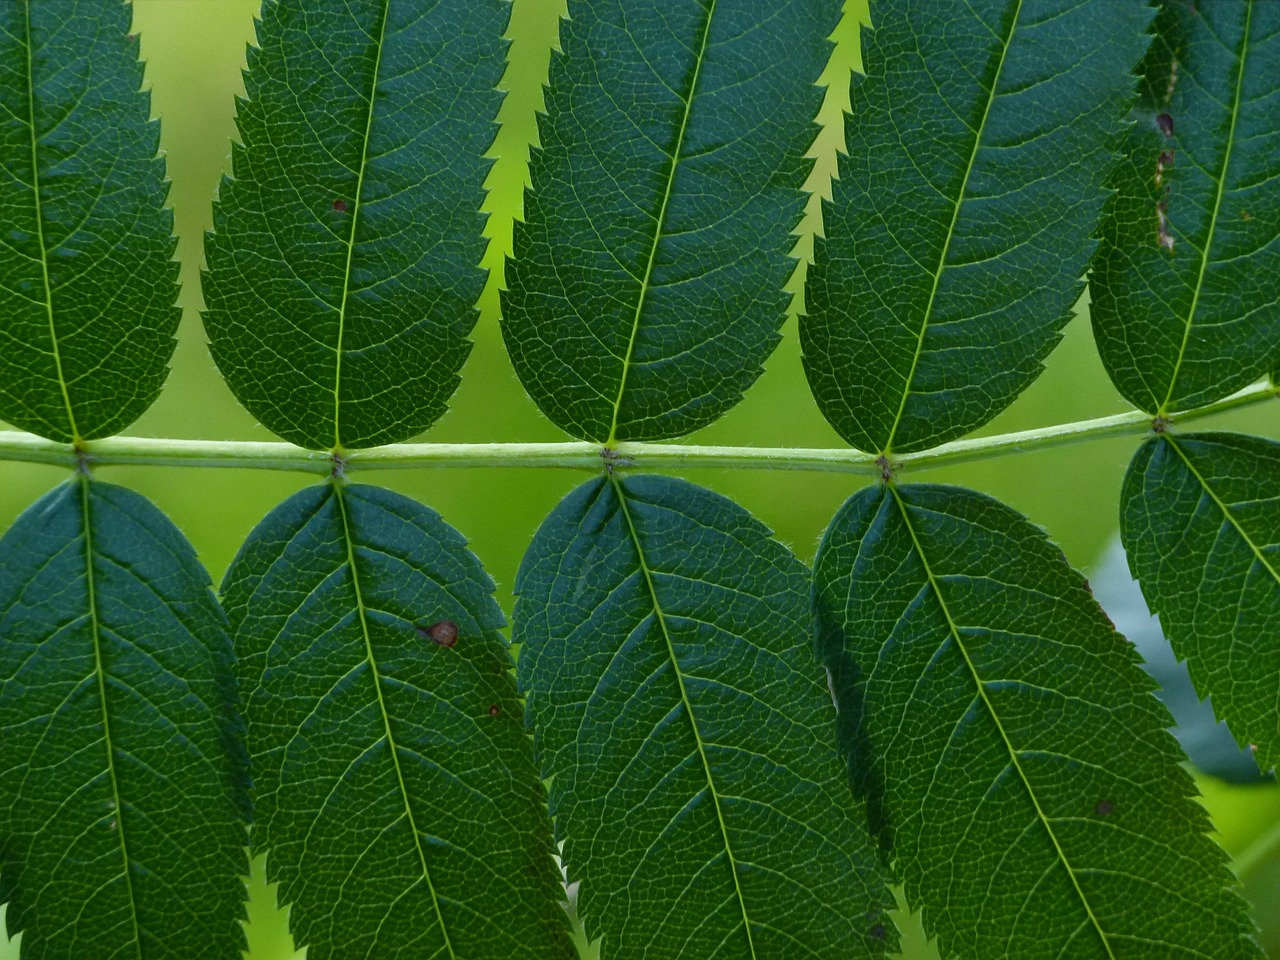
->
[0,382,1273,475]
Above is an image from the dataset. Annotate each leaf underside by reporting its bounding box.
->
[501,0,839,443]
[202,0,507,450]
[515,474,895,959]
[802,0,1152,454]
[0,0,179,443]
[222,482,574,960]
[1091,0,1280,415]
[1122,432,1280,773]
[813,482,1259,960]
[0,479,247,960]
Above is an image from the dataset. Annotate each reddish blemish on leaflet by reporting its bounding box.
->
[333,198,348,212]
[1156,113,1175,138]
[488,704,501,717]
[1156,198,1176,254]
[416,620,458,647]
[1095,799,1115,818]
[1155,149,1174,188]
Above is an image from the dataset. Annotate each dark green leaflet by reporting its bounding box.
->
[202,0,506,450]
[515,474,895,959]
[813,483,1260,960]
[0,0,179,443]
[1091,0,1280,415]
[803,0,1151,455]
[1122,433,1280,772]
[501,0,838,443]
[222,483,573,960]
[0,479,247,960]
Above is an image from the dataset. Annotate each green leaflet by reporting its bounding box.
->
[1122,432,1280,773]
[813,482,1260,960]
[501,0,838,444]
[0,0,180,443]
[222,482,573,960]
[202,0,506,450]
[0,479,247,960]
[1091,1,1280,415]
[803,0,1151,455]
[515,474,895,958]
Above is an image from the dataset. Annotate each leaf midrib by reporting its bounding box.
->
[887,483,1117,959]
[1165,434,1280,592]
[606,0,717,445]
[883,0,1023,455]
[1160,0,1253,415]
[80,476,142,957]
[331,0,391,450]
[333,483,457,960]
[608,474,759,959]
[23,2,78,442]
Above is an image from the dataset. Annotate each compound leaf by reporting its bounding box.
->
[0,0,180,443]
[1122,432,1280,773]
[222,482,573,960]
[803,0,1151,454]
[515,474,895,959]
[1091,0,1280,415]
[0,478,247,960]
[501,0,839,443]
[202,0,506,450]
[813,482,1259,960]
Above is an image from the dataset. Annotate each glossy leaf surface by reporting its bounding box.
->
[1122,432,1280,772]
[1092,0,1280,415]
[202,0,506,450]
[0,479,247,960]
[501,0,838,443]
[515,474,895,958]
[223,483,573,960]
[813,482,1259,960]
[803,0,1151,454]
[0,0,179,442]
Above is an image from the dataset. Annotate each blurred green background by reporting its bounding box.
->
[2,1,1277,956]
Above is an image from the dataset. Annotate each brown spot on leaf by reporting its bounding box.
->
[1243,210,1253,222]
[1156,200,1176,254]
[1155,149,1174,187]
[1095,799,1115,818]
[425,620,458,647]
[332,198,348,212]
[1156,113,1175,138]
[488,704,501,717]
